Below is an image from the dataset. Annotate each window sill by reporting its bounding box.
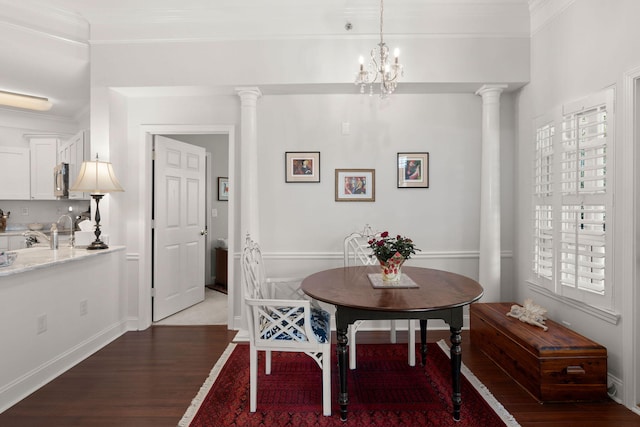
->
[526,280,621,325]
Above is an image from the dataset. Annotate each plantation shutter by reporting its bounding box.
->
[558,93,610,305]
[532,122,554,287]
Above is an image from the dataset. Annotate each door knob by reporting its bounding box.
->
[200,230,208,236]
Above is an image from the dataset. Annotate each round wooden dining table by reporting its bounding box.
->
[301,265,484,422]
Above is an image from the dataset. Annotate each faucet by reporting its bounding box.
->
[23,230,50,248]
[57,214,75,248]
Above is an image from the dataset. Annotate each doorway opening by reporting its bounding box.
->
[137,124,236,330]
[153,133,229,325]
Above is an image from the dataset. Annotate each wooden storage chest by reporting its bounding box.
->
[470,302,608,402]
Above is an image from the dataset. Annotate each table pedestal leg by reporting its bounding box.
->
[450,326,462,421]
[419,319,428,365]
[336,326,349,421]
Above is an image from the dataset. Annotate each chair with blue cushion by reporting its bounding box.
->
[344,225,419,369]
[242,234,331,416]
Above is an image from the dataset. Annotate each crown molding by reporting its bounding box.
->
[74,0,530,43]
[529,0,576,36]
[0,0,89,46]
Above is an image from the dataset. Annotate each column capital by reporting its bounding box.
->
[235,87,262,102]
[475,84,508,98]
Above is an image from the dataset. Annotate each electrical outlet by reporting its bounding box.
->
[21,207,29,216]
[37,314,47,334]
[80,299,88,316]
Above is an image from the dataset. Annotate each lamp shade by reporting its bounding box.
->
[0,90,52,111]
[70,158,124,194]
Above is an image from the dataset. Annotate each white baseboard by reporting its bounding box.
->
[0,320,128,413]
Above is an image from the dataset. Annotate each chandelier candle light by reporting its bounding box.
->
[70,154,124,250]
[354,0,404,97]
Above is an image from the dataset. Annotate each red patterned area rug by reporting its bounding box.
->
[179,340,520,427]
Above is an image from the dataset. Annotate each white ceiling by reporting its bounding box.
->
[0,0,535,120]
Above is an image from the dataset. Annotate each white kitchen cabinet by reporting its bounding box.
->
[0,235,26,251]
[0,147,30,200]
[8,235,25,250]
[30,137,59,200]
[58,130,89,199]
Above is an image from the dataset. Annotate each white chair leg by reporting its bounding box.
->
[249,347,258,412]
[349,324,357,370]
[407,319,416,367]
[321,346,332,416]
[265,350,272,375]
[389,320,397,343]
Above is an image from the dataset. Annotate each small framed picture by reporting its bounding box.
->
[335,169,375,202]
[285,151,320,183]
[397,152,429,188]
[218,177,229,201]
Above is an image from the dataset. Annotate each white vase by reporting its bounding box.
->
[379,252,405,282]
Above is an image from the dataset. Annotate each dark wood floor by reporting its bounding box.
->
[0,327,638,426]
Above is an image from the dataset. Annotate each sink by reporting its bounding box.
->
[0,251,17,268]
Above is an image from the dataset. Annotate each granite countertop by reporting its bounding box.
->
[0,246,125,277]
[0,229,31,237]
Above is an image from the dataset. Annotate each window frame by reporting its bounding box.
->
[530,88,614,310]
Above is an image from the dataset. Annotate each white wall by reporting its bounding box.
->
[97,90,515,330]
[515,0,640,405]
[84,24,526,330]
[256,93,515,272]
[0,249,126,413]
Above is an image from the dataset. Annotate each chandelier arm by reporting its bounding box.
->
[354,0,402,98]
[379,0,384,46]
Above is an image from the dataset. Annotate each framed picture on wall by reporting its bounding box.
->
[285,151,321,183]
[335,169,375,202]
[218,177,229,201]
[397,152,429,188]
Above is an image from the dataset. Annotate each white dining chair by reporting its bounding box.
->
[344,225,418,369]
[242,234,332,416]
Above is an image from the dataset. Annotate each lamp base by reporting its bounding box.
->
[86,239,109,250]
[87,193,108,250]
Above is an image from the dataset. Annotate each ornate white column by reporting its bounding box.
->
[236,87,262,244]
[475,84,507,302]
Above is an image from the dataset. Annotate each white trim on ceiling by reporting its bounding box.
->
[0,0,89,45]
[14,0,530,43]
[529,0,576,36]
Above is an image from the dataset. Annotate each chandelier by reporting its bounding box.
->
[354,0,404,97]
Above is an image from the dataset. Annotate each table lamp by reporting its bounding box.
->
[70,154,124,250]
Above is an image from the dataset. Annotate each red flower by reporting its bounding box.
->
[368,231,420,262]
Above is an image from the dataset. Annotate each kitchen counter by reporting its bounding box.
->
[0,245,125,277]
[0,242,126,412]
[0,230,26,236]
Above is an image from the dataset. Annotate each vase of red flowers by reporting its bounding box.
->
[368,232,419,282]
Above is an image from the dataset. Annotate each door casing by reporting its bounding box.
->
[136,124,236,330]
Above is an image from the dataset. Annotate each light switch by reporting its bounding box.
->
[211,208,218,218]
[341,122,350,135]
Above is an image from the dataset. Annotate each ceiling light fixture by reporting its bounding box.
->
[0,90,52,111]
[354,0,403,98]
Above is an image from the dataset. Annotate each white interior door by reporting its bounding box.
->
[153,135,206,321]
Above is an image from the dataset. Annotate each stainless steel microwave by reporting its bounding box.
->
[54,162,69,198]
